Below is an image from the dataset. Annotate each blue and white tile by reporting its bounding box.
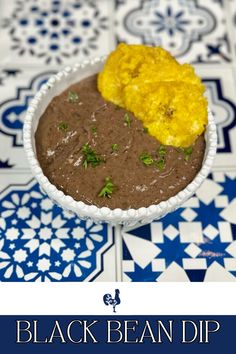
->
[115,0,231,63]
[121,171,236,282]
[228,0,236,62]
[0,69,22,88]
[0,178,116,281]
[0,67,56,170]
[0,0,112,66]
[196,65,236,165]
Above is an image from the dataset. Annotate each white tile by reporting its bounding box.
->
[151,259,166,272]
[215,195,229,208]
[157,262,190,282]
[226,172,236,179]
[184,244,202,258]
[220,199,236,224]
[151,222,164,243]
[213,127,236,167]
[204,262,236,282]
[122,273,132,282]
[181,208,197,222]
[183,258,207,270]
[203,225,219,240]
[195,179,223,205]
[0,172,33,191]
[212,172,226,183]
[218,222,233,242]
[224,258,236,271]
[94,245,117,282]
[226,241,236,258]
[123,260,135,273]
[163,225,179,240]
[179,222,203,243]
[123,233,161,269]
[181,197,200,208]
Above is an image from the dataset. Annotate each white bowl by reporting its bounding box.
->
[23,57,217,226]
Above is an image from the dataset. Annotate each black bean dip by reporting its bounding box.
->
[35,74,205,209]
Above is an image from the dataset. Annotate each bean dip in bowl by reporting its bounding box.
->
[23,55,217,226]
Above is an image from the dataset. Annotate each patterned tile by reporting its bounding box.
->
[198,66,236,160]
[0,177,116,281]
[121,171,236,282]
[115,0,231,63]
[0,69,22,87]
[0,67,55,170]
[228,0,236,61]
[0,0,235,282]
[0,0,111,66]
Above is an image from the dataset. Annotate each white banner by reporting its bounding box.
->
[0,282,235,315]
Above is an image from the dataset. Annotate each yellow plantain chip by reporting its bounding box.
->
[97,43,208,147]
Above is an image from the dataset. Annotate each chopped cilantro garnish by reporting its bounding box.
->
[155,145,167,170]
[139,152,154,166]
[81,143,102,169]
[143,127,149,134]
[155,158,165,171]
[158,145,166,158]
[98,177,115,198]
[124,113,132,127]
[58,122,68,132]
[92,127,97,134]
[111,143,119,152]
[68,91,79,103]
[180,146,193,161]
[139,146,167,170]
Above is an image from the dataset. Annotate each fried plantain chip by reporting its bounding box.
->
[98,43,208,147]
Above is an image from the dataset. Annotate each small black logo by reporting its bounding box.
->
[103,289,121,313]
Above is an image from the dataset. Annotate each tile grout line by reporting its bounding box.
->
[107,0,116,52]
[114,224,123,282]
[221,1,236,172]
[223,0,236,64]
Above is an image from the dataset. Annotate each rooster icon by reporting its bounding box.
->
[103,289,121,313]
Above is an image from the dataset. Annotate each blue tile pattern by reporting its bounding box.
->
[122,173,236,281]
[0,180,113,281]
[204,79,236,153]
[115,0,230,63]
[0,0,110,65]
[0,0,236,282]
[0,71,55,147]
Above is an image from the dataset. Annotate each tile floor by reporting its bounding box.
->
[0,0,236,282]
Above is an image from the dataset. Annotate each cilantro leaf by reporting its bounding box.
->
[139,152,154,166]
[180,146,193,161]
[155,158,165,171]
[98,177,115,198]
[81,143,102,168]
[58,122,68,132]
[111,144,119,152]
[124,113,132,127]
[68,91,79,103]
[158,145,166,158]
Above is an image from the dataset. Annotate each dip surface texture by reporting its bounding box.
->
[35,74,205,209]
